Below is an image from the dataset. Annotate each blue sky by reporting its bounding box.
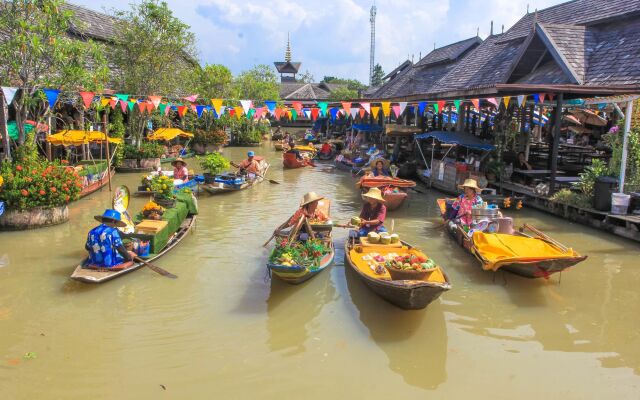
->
[78,0,565,83]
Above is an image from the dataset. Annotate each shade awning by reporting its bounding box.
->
[414,130,495,151]
[47,130,122,146]
[147,128,194,141]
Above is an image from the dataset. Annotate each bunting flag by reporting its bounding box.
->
[487,97,499,108]
[453,99,461,111]
[318,102,328,117]
[361,102,371,114]
[517,95,526,107]
[137,102,146,113]
[177,105,188,118]
[239,100,252,115]
[433,103,439,114]
[470,99,479,110]
[148,96,162,109]
[159,103,167,116]
[547,93,555,102]
[495,97,503,109]
[303,109,311,119]
[265,101,276,115]
[291,109,298,121]
[43,89,60,109]
[359,108,366,118]
[246,108,255,120]
[115,94,129,102]
[418,101,427,115]
[398,101,408,116]
[1,87,18,105]
[329,107,339,121]
[217,106,226,117]
[100,98,110,107]
[503,96,511,109]
[341,102,352,115]
[392,104,401,118]
[532,94,540,104]
[109,98,117,109]
[184,94,198,103]
[437,100,446,113]
[371,106,381,119]
[381,102,391,117]
[539,93,546,104]
[274,108,283,120]
[292,101,303,113]
[350,107,359,119]
[229,108,235,118]
[234,107,243,119]
[119,100,127,113]
[210,99,223,116]
[165,103,172,116]
[196,105,206,118]
[127,100,136,112]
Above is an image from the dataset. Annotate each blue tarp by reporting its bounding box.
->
[414,130,495,151]
[352,124,383,132]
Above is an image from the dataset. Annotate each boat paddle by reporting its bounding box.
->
[230,161,280,184]
[134,256,178,279]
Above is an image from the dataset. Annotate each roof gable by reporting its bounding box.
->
[415,37,482,67]
[274,62,301,74]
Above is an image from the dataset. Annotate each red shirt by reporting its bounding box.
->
[173,166,188,181]
[360,203,386,227]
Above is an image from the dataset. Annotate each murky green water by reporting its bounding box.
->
[1,143,639,399]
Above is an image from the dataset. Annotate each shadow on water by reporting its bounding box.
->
[265,264,337,356]
[343,261,448,390]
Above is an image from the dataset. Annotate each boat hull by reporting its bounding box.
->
[160,152,195,164]
[344,240,451,309]
[283,153,309,169]
[202,161,269,195]
[383,191,407,211]
[79,169,115,198]
[268,242,335,284]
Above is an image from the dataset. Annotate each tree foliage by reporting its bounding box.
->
[321,76,367,91]
[299,70,314,84]
[371,63,385,87]
[194,64,233,99]
[328,87,359,102]
[232,64,280,101]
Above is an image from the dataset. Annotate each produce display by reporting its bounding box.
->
[365,231,400,245]
[270,238,331,271]
[384,254,436,272]
[351,216,361,226]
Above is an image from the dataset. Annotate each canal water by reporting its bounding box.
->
[1,143,639,399]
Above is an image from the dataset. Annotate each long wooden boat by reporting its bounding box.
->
[202,158,269,195]
[357,176,416,211]
[268,240,335,284]
[283,152,316,168]
[70,214,196,283]
[437,198,587,278]
[115,165,155,173]
[79,168,115,198]
[344,237,451,309]
[160,152,195,164]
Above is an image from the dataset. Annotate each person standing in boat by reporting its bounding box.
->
[238,151,260,179]
[172,158,189,183]
[451,179,483,227]
[85,209,134,268]
[357,187,387,237]
[286,139,303,160]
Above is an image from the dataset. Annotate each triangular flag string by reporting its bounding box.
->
[381,102,391,117]
[43,89,60,110]
[239,100,252,115]
[1,87,18,105]
[371,106,381,119]
[392,104,401,119]
[398,101,408,116]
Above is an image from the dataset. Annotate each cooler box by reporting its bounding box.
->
[136,219,168,234]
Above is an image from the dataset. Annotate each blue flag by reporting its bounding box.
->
[265,100,277,114]
[43,89,60,109]
[418,101,427,115]
[196,105,206,118]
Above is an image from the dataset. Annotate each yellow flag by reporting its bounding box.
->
[381,102,391,117]
[371,106,381,119]
[100,98,110,107]
[211,99,223,115]
[503,96,511,109]
[235,107,242,119]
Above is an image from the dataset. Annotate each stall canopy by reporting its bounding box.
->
[415,130,495,151]
[47,130,122,146]
[7,120,48,140]
[147,127,194,141]
[352,124,383,133]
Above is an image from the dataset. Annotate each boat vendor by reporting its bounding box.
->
[85,209,134,268]
[286,140,303,160]
[319,141,332,156]
[357,187,387,237]
[450,179,483,227]
[287,192,329,228]
[282,131,291,144]
[368,158,391,177]
[237,151,260,179]
[172,157,189,183]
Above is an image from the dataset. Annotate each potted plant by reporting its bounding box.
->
[192,128,228,154]
[197,152,230,183]
[149,175,176,208]
[122,142,164,170]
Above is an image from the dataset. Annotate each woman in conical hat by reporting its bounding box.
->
[451,178,483,226]
[357,187,387,237]
[286,192,329,228]
[367,158,391,177]
[171,157,189,182]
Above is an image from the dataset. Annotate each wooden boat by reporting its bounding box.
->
[115,165,155,173]
[79,168,115,198]
[134,174,205,196]
[283,152,315,168]
[357,176,416,211]
[437,199,587,278]
[160,152,195,164]
[202,158,269,195]
[344,237,451,309]
[71,191,198,283]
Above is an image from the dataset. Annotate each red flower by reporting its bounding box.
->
[39,190,45,196]
[16,165,23,171]
[65,195,70,202]
[64,187,69,192]
[21,189,28,196]
[50,187,56,193]
[61,159,69,165]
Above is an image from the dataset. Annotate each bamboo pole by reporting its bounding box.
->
[619,100,633,192]
[102,111,112,192]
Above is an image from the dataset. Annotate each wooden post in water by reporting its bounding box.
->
[102,110,112,192]
[0,93,10,161]
[549,93,563,194]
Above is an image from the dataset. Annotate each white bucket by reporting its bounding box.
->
[611,193,631,215]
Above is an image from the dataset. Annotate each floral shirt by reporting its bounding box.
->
[360,203,387,230]
[452,194,483,226]
[86,224,125,267]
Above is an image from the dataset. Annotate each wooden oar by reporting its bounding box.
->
[263,219,291,247]
[134,256,177,279]
[230,161,280,184]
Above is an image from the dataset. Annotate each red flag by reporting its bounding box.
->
[79,92,95,109]
[229,108,236,117]
[471,99,480,109]
[437,100,446,112]
[311,108,319,121]
[177,105,187,118]
[274,108,282,120]
[109,99,117,110]
[359,108,366,119]
[148,96,162,109]
[341,102,351,115]
[137,102,146,113]
[539,93,546,104]
[119,100,127,113]
[292,102,303,113]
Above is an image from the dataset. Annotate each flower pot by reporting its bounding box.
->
[153,197,176,208]
[0,205,69,230]
[203,173,217,184]
[140,158,161,169]
[121,158,139,169]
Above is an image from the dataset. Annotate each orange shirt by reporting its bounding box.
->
[239,158,260,174]
[287,207,328,227]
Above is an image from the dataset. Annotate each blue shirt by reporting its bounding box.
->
[86,224,125,267]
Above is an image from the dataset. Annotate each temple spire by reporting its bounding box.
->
[285,32,292,63]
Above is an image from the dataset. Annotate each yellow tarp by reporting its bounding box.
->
[294,145,316,152]
[47,130,122,146]
[349,246,446,283]
[147,128,194,141]
[471,231,580,271]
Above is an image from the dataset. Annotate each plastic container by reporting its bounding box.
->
[611,193,631,215]
[594,176,618,211]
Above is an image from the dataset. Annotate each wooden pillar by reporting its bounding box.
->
[549,93,563,194]
[102,111,112,192]
[447,105,452,130]
[0,93,10,161]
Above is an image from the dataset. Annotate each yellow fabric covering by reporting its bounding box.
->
[294,145,316,152]
[349,246,446,283]
[472,231,580,271]
[147,128,194,141]
[47,130,122,146]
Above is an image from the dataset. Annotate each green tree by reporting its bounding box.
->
[299,70,314,83]
[0,0,108,153]
[194,64,233,99]
[328,86,359,102]
[321,76,367,91]
[232,64,280,101]
[371,63,385,87]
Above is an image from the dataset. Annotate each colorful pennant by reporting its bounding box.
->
[1,87,18,105]
[381,102,391,117]
[371,106,381,119]
[240,100,252,115]
[392,104,401,118]
[361,103,371,114]
[148,96,162,109]
[470,99,479,110]
[341,102,352,116]
[418,101,427,115]
[43,89,60,110]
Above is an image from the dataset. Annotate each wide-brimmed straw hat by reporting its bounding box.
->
[362,187,386,203]
[459,178,481,192]
[171,157,187,167]
[300,191,324,207]
[94,209,127,227]
[369,157,390,169]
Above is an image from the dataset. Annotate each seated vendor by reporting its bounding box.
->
[368,158,391,177]
[357,187,387,237]
[451,179,483,226]
[237,151,260,179]
[85,209,134,268]
[287,192,328,227]
[172,157,189,183]
[286,140,303,160]
[320,141,332,156]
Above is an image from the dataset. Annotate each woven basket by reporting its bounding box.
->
[385,266,430,281]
